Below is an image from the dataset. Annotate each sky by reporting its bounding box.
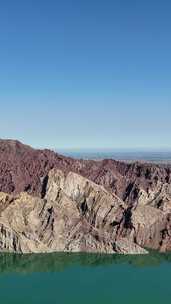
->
[0,0,171,150]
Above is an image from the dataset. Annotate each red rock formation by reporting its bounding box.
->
[0,139,170,206]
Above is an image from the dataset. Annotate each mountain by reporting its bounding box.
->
[0,169,147,254]
[0,139,171,254]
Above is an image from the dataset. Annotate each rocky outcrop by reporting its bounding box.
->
[0,140,171,206]
[0,139,171,254]
[45,169,171,253]
[0,170,147,254]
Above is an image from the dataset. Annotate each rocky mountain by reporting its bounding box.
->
[0,169,146,254]
[0,139,171,254]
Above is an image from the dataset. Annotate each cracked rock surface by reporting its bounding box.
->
[0,139,171,254]
[0,170,147,254]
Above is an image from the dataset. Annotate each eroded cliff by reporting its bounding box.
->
[0,139,171,254]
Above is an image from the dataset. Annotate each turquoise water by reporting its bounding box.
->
[0,252,171,304]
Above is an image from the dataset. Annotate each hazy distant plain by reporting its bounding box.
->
[58,150,171,164]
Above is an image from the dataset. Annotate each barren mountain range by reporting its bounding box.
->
[0,139,171,254]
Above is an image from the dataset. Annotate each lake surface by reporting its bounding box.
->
[0,252,171,304]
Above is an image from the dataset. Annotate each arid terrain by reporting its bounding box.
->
[0,139,171,254]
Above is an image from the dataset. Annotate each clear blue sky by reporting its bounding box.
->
[0,0,171,150]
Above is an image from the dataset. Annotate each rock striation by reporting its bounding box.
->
[0,139,171,254]
[0,169,147,254]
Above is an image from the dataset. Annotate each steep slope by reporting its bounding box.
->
[0,139,76,195]
[0,170,147,254]
[0,139,171,211]
[0,139,171,253]
[46,169,171,252]
[0,165,171,254]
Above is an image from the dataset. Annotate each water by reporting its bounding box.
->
[58,150,171,163]
[0,252,171,304]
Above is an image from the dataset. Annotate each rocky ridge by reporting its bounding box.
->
[0,169,147,254]
[0,139,171,254]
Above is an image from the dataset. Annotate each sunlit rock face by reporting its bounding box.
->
[0,139,171,254]
[0,170,147,254]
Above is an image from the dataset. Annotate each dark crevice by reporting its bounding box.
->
[123,183,134,201]
[24,184,31,192]
[110,220,119,227]
[157,199,163,208]
[80,200,88,215]
[123,207,133,229]
[41,175,49,198]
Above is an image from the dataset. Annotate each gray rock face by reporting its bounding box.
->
[0,170,147,254]
[0,168,171,255]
